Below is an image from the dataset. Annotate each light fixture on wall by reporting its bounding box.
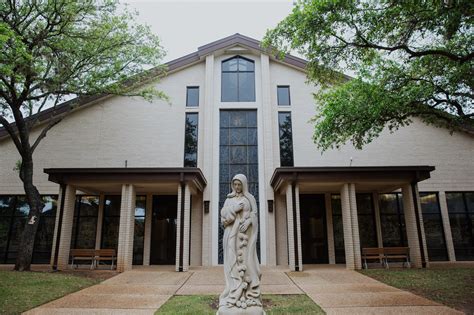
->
[204,200,210,214]
[267,200,274,213]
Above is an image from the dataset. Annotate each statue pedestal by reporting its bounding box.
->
[217,305,265,315]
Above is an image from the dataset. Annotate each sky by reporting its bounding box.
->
[123,0,296,63]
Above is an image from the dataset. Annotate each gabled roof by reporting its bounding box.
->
[0,33,307,140]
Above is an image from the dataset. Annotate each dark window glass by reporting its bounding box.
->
[446,192,474,260]
[277,86,290,105]
[356,194,377,248]
[221,56,255,102]
[331,194,345,263]
[379,193,407,247]
[278,112,294,167]
[0,195,57,264]
[218,110,259,264]
[71,196,99,249]
[186,87,199,107]
[133,196,146,265]
[101,195,121,250]
[420,193,448,261]
[184,113,199,167]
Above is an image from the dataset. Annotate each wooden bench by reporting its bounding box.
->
[361,247,410,269]
[384,247,410,269]
[94,249,116,270]
[362,247,386,269]
[70,249,95,269]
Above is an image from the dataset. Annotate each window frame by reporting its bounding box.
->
[183,112,199,167]
[277,111,295,167]
[221,55,256,102]
[277,85,291,106]
[186,86,199,107]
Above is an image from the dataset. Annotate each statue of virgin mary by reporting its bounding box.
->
[218,174,263,314]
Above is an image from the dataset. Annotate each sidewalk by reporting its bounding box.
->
[24,265,462,314]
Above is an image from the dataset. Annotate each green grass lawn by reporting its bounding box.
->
[0,270,100,314]
[155,294,325,314]
[360,268,474,314]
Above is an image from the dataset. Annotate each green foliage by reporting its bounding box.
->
[0,0,167,120]
[264,0,473,150]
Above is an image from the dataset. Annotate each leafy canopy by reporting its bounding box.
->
[263,0,473,150]
[0,0,166,137]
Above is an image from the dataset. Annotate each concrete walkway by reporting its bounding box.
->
[24,265,462,314]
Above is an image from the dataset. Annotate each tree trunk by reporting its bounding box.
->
[14,153,44,271]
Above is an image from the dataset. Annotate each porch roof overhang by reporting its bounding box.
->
[44,167,207,194]
[270,166,435,193]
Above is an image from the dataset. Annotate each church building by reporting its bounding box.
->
[0,34,473,272]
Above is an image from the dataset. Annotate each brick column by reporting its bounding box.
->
[325,193,336,264]
[143,193,153,266]
[413,184,429,267]
[341,184,355,270]
[176,184,183,271]
[285,184,296,271]
[402,184,423,268]
[56,185,76,270]
[438,191,456,261]
[117,184,136,272]
[373,192,384,248]
[349,184,362,270]
[295,184,303,271]
[182,184,191,271]
[50,185,64,267]
[95,194,105,250]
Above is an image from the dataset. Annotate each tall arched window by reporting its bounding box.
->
[221,56,255,102]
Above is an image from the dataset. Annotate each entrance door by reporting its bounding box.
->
[150,195,177,265]
[300,194,329,264]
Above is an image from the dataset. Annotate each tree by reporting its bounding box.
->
[263,0,473,150]
[0,0,166,271]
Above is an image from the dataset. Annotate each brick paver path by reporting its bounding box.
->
[24,265,462,314]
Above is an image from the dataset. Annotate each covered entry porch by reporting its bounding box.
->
[44,168,207,272]
[271,166,435,271]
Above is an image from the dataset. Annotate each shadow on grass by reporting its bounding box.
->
[155,294,325,314]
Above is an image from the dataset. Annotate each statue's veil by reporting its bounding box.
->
[227,174,258,215]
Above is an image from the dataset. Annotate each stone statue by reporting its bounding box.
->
[218,174,264,315]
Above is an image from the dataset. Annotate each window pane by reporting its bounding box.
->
[77,196,99,216]
[101,217,120,249]
[133,217,145,265]
[466,193,474,213]
[379,194,399,214]
[222,58,238,71]
[186,87,199,107]
[331,195,342,215]
[449,213,472,260]
[229,128,247,145]
[358,215,377,248]
[356,194,373,214]
[381,214,403,247]
[135,196,146,217]
[238,72,255,102]
[0,196,14,216]
[446,193,465,213]
[238,58,254,71]
[222,72,238,102]
[41,196,57,216]
[184,113,199,167]
[74,217,97,249]
[278,112,294,167]
[7,217,27,252]
[277,86,290,105]
[15,197,30,216]
[104,196,121,216]
[420,193,440,214]
[0,217,9,258]
[32,216,55,263]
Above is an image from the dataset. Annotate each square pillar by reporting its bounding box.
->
[176,183,191,271]
[325,193,336,264]
[285,184,296,271]
[95,194,105,250]
[438,191,456,261]
[341,184,355,270]
[50,185,64,267]
[56,185,76,270]
[294,184,303,271]
[143,193,153,266]
[349,184,362,270]
[117,184,136,272]
[373,192,384,248]
[402,184,423,268]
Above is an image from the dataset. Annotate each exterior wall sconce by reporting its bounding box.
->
[267,200,274,213]
[204,200,210,214]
